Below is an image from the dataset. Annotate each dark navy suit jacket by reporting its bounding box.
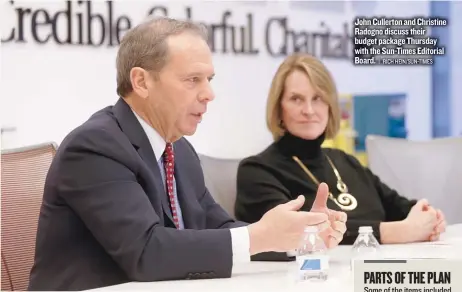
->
[28,98,246,291]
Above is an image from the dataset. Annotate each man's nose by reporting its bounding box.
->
[199,82,215,102]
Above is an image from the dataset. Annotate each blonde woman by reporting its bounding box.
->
[235,53,446,245]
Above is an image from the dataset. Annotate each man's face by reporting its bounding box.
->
[146,33,215,141]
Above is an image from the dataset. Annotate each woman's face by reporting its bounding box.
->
[280,70,329,140]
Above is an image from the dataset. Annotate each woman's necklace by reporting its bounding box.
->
[292,155,358,211]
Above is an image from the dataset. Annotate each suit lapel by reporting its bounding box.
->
[137,146,175,224]
[112,98,174,224]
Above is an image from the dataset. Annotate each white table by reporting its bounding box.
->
[90,224,462,292]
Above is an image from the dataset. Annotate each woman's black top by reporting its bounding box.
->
[235,132,416,244]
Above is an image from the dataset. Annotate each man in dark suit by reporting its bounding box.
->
[29,17,347,291]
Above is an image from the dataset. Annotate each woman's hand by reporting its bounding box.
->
[381,199,446,244]
[429,208,447,241]
[403,199,439,242]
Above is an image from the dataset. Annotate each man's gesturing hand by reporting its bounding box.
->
[248,195,329,255]
[311,183,347,248]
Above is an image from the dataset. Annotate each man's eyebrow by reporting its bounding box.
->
[185,72,215,78]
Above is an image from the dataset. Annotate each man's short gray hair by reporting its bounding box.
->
[116,17,208,97]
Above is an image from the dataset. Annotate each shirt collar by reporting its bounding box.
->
[132,110,166,162]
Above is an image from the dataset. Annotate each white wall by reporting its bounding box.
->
[451,2,462,136]
[1,1,431,158]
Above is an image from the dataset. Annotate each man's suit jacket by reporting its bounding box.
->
[28,98,247,291]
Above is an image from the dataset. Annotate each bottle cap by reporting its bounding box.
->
[304,226,318,233]
[358,226,373,233]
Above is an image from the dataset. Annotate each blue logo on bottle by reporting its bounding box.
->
[300,259,321,270]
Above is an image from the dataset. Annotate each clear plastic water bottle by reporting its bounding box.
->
[351,226,381,270]
[294,226,329,282]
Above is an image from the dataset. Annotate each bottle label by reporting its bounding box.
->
[301,259,321,270]
[297,255,329,272]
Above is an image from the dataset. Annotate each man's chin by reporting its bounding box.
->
[180,125,198,136]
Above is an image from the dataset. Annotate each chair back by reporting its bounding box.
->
[1,142,57,291]
[198,154,241,219]
[366,135,462,224]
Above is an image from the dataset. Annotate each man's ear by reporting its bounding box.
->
[130,67,150,99]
